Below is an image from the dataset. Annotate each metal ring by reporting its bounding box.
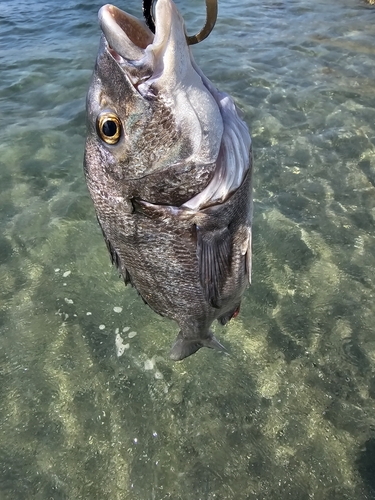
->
[142,0,218,44]
[186,0,218,45]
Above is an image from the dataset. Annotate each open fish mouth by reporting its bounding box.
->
[98,0,193,90]
[97,0,251,210]
[99,4,153,66]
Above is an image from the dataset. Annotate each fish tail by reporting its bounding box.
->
[170,331,227,361]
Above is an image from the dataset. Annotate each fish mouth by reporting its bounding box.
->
[98,4,153,63]
[98,0,189,87]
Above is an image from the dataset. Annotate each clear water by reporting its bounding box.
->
[1,0,375,498]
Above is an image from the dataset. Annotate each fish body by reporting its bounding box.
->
[84,0,253,360]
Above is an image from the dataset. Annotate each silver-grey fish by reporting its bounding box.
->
[84,0,253,360]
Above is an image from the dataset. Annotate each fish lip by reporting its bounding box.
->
[98,1,186,75]
[98,4,154,61]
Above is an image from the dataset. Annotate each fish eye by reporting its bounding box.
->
[97,112,122,145]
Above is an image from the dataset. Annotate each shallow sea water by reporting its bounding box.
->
[1,0,375,498]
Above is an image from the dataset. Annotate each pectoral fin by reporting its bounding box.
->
[98,218,131,285]
[196,225,232,308]
[241,226,252,284]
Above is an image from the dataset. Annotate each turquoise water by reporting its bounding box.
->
[1,0,375,498]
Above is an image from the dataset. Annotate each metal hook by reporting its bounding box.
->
[186,0,218,45]
[142,0,155,34]
[142,0,218,45]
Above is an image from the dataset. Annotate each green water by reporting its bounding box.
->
[1,0,375,498]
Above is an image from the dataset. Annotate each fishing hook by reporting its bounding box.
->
[142,0,218,45]
[143,0,155,33]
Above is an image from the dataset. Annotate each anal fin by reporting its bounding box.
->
[218,304,241,325]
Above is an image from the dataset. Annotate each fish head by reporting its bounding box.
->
[84,0,223,204]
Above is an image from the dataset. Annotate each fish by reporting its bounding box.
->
[84,0,253,361]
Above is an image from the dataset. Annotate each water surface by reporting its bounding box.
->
[1,0,375,498]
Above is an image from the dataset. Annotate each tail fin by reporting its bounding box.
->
[170,332,227,361]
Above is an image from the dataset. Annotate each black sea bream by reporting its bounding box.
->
[84,0,253,360]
